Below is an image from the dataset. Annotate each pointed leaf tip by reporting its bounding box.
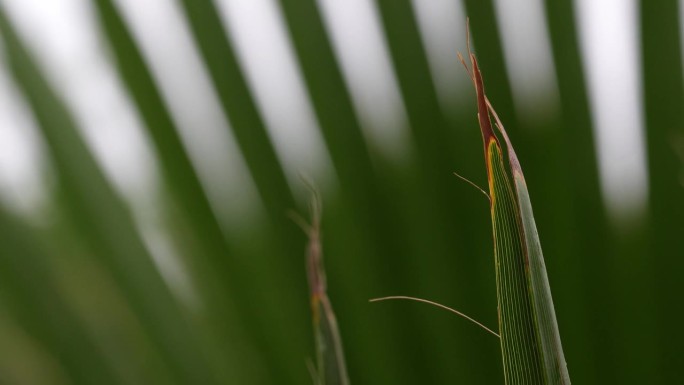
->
[461,20,570,384]
[472,54,498,150]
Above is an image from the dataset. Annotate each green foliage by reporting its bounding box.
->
[0,0,680,384]
[464,49,569,383]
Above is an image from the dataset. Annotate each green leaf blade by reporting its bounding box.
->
[491,100,570,385]
[514,177,569,384]
[0,8,217,384]
[488,139,545,384]
[467,40,570,384]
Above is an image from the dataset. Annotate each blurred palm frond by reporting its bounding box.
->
[0,0,681,384]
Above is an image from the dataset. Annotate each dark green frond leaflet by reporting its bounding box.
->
[462,24,571,384]
[489,139,545,384]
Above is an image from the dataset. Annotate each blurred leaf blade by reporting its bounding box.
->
[640,0,684,378]
[542,0,614,381]
[274,0,427,383]
[0,207,119,385]
[173,2,323,383]
[175,0,296,219]
[371,1,500,380]
[91,0,233,276]
[89,1,275,383]
[467,51,570,383]
[0,0,678,383]
[0,8,217,385]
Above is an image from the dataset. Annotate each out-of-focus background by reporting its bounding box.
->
[0,0,681,384]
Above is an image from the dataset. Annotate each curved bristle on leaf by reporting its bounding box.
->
[369,296,499,338]
[461,22,570,385]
